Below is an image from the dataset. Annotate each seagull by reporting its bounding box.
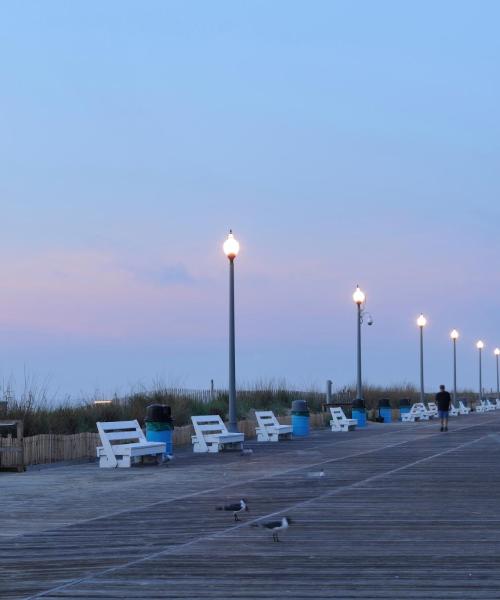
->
[307,469,325,479]
[251,516,293,542]
[215,498,249,521]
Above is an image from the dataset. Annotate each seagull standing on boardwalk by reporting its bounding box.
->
[251,516,293,542]
[215,499,249,521]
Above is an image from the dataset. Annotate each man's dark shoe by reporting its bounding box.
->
[444,426,448,432]
[440,426,444,432]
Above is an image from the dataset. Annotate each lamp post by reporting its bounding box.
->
[450,329,459,404]
[417,314,427,404]
[495,348,500,400]
[223,230,240,432]
[476,340,484,404]
[352,285,366,426]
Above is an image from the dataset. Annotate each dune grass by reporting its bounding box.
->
[1,380,479,436]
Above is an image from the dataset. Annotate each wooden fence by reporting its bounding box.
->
[0,413,330,467]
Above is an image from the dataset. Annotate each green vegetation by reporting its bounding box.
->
[1,381,478,436]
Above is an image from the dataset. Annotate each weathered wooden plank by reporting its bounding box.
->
[1,413,500,598]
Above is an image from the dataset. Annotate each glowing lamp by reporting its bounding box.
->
[352,285,365,305]
[223,230,240,260]
[417,314,427,328]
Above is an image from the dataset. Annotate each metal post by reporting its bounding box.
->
[228,257,237,432]
[419,326,425,404]
[210,379,214,402]
[496,354,500,399]
[356,303,363,401]
[326,380,332,404]
[478,346,483,403]
[452,337,457,404]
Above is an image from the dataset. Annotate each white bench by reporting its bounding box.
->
[191,415,245,453]
[449,404,459,417]
[458,400,471,415]
[426,402,439,418]
[329,407,357,432]
[414,403,432,420]
[255,411,292,442]
[495,399,500,410]
[485,399,497,411]
[475,400,488,413]
[96,420,166,468]
[401,404,422,422]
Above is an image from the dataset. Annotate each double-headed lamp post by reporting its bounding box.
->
[352,285,366,426]
[417,314,427,404]
[476,340,484,403]
[223,230,240,432]
[494,348,500,400]
[450,329,459,404]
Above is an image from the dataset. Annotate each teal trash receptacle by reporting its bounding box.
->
[399,398,411,421]
[145,404,173,456]
[291,399,310,436]
[379,398,392,423]
[352,399,366,427]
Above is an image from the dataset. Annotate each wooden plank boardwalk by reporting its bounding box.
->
[2,412,500,598]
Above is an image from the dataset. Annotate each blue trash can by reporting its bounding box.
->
[399,398,411,421]
[291,399,309,436]
[145,404,173,456]
[352,399,366,427]
[379,398,392,423]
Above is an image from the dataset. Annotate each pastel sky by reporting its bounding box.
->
[0,1,499,400]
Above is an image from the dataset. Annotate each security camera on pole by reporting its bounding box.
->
[352,285,372,427]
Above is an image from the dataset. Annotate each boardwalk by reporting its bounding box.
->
[2,412,500,599]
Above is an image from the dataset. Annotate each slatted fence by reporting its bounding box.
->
[0,413,330,466]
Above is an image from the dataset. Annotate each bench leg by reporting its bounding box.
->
[99,456,116,468]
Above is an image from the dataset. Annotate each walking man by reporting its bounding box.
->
[436,384,452,432]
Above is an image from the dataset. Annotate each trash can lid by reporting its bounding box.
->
[146,404,172,422]
[291,399,308,413]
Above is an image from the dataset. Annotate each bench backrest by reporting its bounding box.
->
[191,415,229,440]
[255,411,280,430]
[96,421,146,463]
[427,402,438,411]
[410,403,424,415]
[330,407,349,422]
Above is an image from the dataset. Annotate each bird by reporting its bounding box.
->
[215,498,249,521]
[307,469,325,479]
[251,516,293,542]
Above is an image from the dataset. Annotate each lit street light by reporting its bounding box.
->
[495,348,500,400]
[352,285,366,426]
[223,230,240,432]
[417,314,427,404]
[450,329,459,404]
[476,340,484,403]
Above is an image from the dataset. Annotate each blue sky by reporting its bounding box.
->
[0,1,499,400]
